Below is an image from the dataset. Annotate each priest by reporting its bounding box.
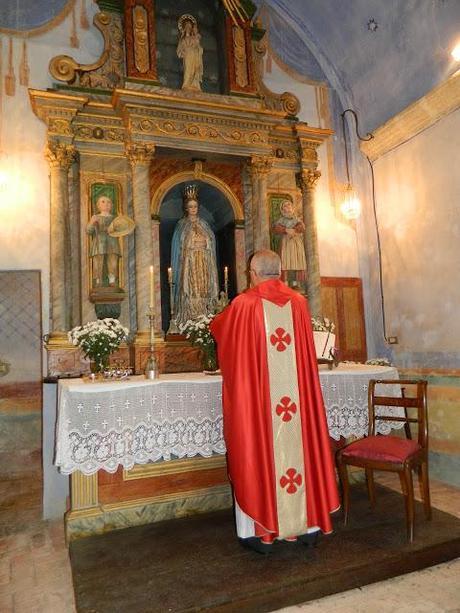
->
[210,250,339,553]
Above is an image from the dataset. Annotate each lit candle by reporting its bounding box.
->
[149,265,154,309]
[168,266,173,285]
[224,266,228,295]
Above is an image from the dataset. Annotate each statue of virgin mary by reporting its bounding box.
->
[176,14,203,91]
[171,185,219,328]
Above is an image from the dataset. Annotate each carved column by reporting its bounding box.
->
[298,169,322,317]
[151,217,162,335]
[234,224,247,293]
[126,143,155,339]
[45,142,76,336]
[68,155,81,328]
[248,156,273,251]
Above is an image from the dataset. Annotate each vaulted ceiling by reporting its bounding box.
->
[257,0,460,132]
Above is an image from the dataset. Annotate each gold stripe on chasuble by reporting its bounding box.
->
[262,299,307,538]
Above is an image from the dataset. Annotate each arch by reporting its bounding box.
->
[151,170,244,220]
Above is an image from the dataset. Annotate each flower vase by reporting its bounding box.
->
[202,346,218,373]
[90,355,110,376]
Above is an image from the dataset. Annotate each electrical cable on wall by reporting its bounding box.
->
[341,109,391,345]
[365,152,389,344]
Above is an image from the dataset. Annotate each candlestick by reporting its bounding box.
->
[167,268,180,335]
[149,265,154,309]
[224,266,229,297]
[145,306,159,379]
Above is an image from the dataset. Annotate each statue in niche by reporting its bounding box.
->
[177,14,203,91]
[272,199,307,283]
[171,185,219,327]
[87,192,134,289]
[87,195,120,288]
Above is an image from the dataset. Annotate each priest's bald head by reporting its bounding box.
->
[249,250,281,286]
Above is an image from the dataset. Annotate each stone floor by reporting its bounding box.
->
[277,474,460,613]
[0,473,459,613]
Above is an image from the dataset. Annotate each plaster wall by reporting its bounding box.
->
[373,108,460,369]
[370,108,460,488]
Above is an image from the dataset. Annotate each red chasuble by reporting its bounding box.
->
[210,279,339,538]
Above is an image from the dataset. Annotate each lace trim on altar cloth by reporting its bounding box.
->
[61,417,225,475]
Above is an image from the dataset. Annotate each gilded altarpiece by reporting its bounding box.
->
[31,0,333,540]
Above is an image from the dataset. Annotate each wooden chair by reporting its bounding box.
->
[336,379,431,542]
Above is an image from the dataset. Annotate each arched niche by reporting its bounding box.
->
[157,179,241,333]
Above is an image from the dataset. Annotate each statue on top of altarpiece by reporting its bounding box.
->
[171,185,219,328]
[177,14,203,91]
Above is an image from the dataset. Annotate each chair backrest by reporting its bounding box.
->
[367,379,428,449]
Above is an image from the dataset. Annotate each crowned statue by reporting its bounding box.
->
[171,185,219,328]
[176,14,203,91]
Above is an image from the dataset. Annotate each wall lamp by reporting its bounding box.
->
[340,109,373,220]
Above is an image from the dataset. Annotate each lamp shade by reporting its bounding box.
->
[451,42,460,62]
[340,185,361,220]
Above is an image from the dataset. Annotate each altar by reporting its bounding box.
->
[56,364,403,540]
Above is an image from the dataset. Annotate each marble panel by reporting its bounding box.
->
[66,486,232,541]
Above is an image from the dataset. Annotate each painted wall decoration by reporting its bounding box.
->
[0,0,89,93]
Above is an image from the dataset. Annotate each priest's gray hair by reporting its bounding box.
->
[251,250,281,278]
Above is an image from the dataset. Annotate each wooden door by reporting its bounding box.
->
[320,277,367,362]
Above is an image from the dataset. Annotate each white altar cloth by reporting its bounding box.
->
[56,373,224,475]
[318,363,401,441]
[55,365,402,476]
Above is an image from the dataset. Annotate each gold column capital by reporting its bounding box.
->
[126,142,156,167]
[299,141,319,165]
[248,155,273,177]
[297,169,321,193]
[45,141,77,169]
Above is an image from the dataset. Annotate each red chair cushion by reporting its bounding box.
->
[342,435,421,464]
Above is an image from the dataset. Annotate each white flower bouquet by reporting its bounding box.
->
[68,318,129,372]
[179,314,218,371]
[311,316,335,333]
[311,317,336,360]
[366,357,392,367]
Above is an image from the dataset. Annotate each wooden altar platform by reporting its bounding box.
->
[69,483,460,613]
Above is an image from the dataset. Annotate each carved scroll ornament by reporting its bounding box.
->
[49,12,123,89]
[252,34,300,118]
